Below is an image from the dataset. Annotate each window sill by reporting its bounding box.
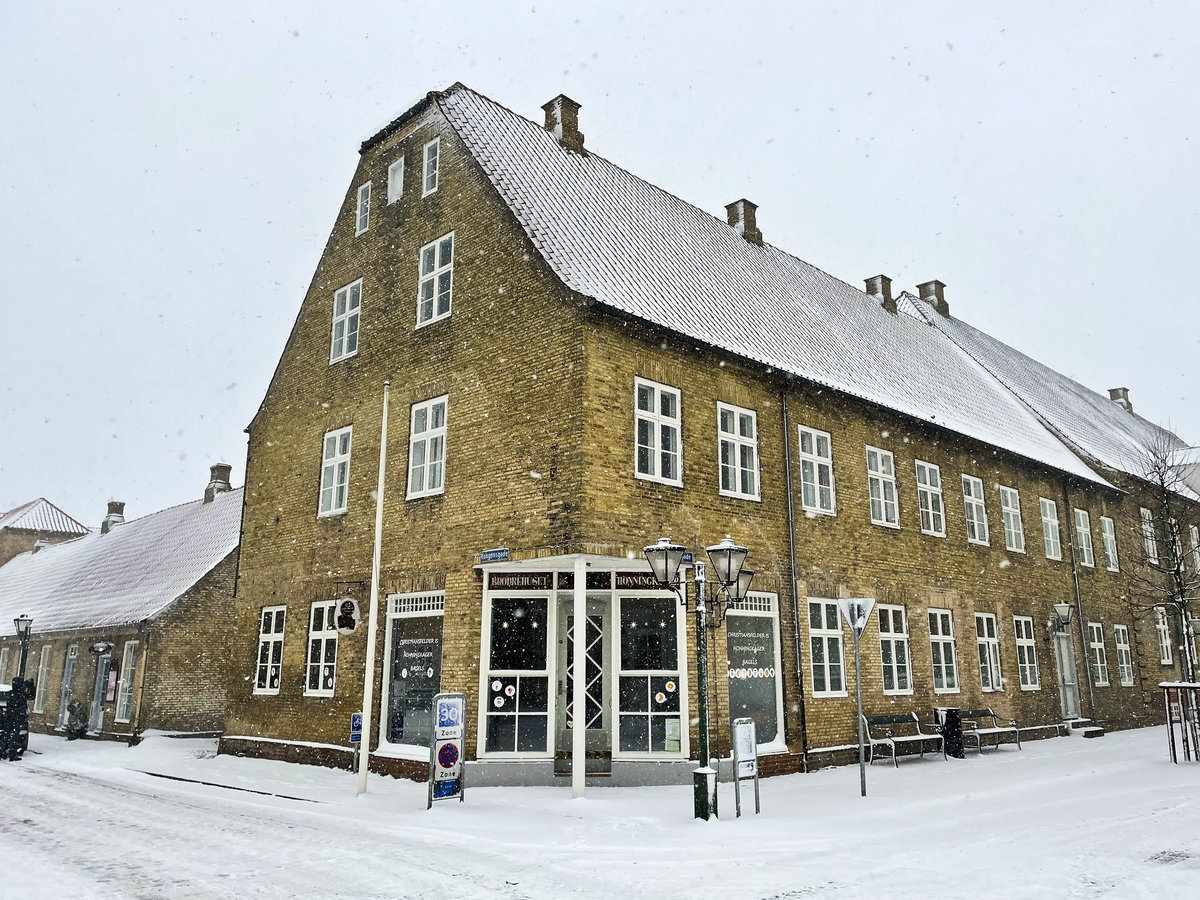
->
[882,689,914,697]
[1005,546,1026,554]
[634,472,684,489]
[415,311,451,330]
[870,520,901,530]
[801,506,837,517]
[933,688,961,695]
[329,351,359,366]
[920,529,947,538]
[317,510,348,520]
[303,691,336,699]
[811,692,849,699]
[967,539,991,547]
[406,488,446,501]
[1019,684,1042,692]
[718,489,762,503]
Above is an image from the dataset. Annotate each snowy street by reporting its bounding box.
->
[2,728,1199,899]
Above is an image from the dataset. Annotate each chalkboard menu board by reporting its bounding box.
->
[387,615,444,746]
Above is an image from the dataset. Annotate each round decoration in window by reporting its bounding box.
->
[655,691,667,704]
[493,696,505,708]
[491,679,502,691]
[665,680,676,693]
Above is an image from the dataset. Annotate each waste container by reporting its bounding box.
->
[935,706,965,759]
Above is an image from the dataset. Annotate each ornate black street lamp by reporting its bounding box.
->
[13,615,33,682]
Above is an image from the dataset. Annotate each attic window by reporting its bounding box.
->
[355,182,371,235]
[388,157,405,203]
[422,138,440,196]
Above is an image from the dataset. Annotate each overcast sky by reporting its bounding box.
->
[3,2,1197,528]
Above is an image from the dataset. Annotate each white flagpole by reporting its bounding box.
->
[357,380,390,796]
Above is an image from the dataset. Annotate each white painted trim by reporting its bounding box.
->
[807,597,848,698]
[415,231,454,328]
[915,459,946,537]
[961,474,990,546]
[865,445,899,528]
[303,600,339,698]
[253,605,287,695]
[405,395,449,499]
[797,425,837,516]
[317,425,353,517]
[633,377,683,487]
[999,485,1026,553]
[876,603,914,696]
[329,278,363,364]
[716,401,761,501]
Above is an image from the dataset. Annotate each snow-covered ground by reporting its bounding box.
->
[1,727,1198,899]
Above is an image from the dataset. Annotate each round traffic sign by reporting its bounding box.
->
[438,742,460,769]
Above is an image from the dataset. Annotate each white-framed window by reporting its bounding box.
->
[1040,498,1062,560]
[798,426,835,515]
[355,181,371,235]
[305,600,339,697]
[877,604,912,695]
[0,647,8,681]
[962,475,989,545]
[975,613,1002,692]
[999,486,1025,552]
[329,279,362,364]
[1100,516,1119,572]
[726,592,786,750]
[1074,509,1095,567]
[929,608,959,693]
[717,403,759,500]
[33,645,51,714]
[1190,524,1200,574]
[382,591,445,750]
[483,596,551,756]
[808,599,846,697]
[387,156,405,203]
[318,426,352,516]
[407,395,448,499]
[422,137,440,196]
[1142,507,1159,564]
[417,232,454,326]
[865,446,899,527]
[617,594,686,756]
[254,606,286,694]
[634,378,682,486]
[1155,607,1173,665]
[115,641,139,723]
[1087,622,1109,686]
[1114,624,1135,687]
[1013,616,1040,690]
[915,460,945,536]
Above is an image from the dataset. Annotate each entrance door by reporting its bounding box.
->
[555,598,610,773]
[57,646,77,728]
[1054,628,1081,719]
[89,654,110,733]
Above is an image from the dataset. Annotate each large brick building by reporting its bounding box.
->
[223,83,1198,784]
[0,466,241,739]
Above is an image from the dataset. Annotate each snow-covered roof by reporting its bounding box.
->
[904,295,1190,480]
[433,85,1108,488]
[0,488,242,636]
[0,498,90,536]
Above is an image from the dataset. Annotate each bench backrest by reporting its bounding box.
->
[863,712,919,728]
[959,708,998,721]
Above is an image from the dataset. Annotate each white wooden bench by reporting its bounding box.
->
[960,707,1021,752]
[861,712,945,767]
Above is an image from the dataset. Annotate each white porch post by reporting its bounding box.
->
[572,555,587,797]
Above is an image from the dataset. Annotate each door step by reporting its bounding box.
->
[1065,718,1092,731]
[553,750,612,776]
[1079,726,1106,739]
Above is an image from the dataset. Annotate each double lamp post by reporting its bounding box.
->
[643,535,753,821]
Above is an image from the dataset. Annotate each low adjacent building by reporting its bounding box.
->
[0,498,89,567]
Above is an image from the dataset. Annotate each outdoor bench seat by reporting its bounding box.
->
[960,707,1021,752]
[861,712,945,767]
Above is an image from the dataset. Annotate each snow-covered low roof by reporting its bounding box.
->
[433,85,1108,488]
[0,489,242,636]
[0,498,90,536]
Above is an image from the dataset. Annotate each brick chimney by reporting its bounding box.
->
[917,280,949,318]
[205,463,233,504]
[1108,387,1133,413]
[726,199,763,246]
[101,501,125,535]
[542,94,585,154]
[865,275,896,314]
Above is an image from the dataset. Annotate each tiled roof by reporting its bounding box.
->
[435,85,1109,488]
[0,489,242,636]
[0,498,90,536]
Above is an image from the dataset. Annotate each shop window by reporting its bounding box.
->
[485,597,549,754]
[726,592,783,746]
[618,596,682,753]
[384,592,445,748]
[255,606,286,694]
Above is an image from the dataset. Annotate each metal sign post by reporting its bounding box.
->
[428,692,467,808]
[837,597,876,798]
[731,717,760,817]
[349,711,362,774]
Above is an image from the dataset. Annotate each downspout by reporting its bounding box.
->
[782,390,810,770]
[132,619,151,742]
[1062,481,1098,720]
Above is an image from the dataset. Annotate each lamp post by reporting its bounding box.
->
[1052,601,1073,628]
[13,615,33,682]
[644,535,752,820]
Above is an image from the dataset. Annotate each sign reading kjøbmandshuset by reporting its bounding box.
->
[427,692,467,808]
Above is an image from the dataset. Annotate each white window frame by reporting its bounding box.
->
[1142,507,1159,564]
[975,612,1002,692]
[1040,497,1062,560]
[1190,524,1200,575]
[318,425,353,517]
[1114,624,1134,687]
[422,137,439,196]
[915,460,945,537]
[634,377,683,486]
[808,599,847,698]
[33,645,51,714]
[999,486,1025,552]
[1074,508,1095,567]
[355,181,371,235]
[329,279,362,364]
[1100,516,1120,572]
[797,426,836,515]
[407,395,448,499]
[115,641,139,723]
[304,600,339,698]
[1087,622,1109,687]
[962,475,989,545]
[1155,606,1173,665]
[254,605,287,695]
[478,593,556,760]
[416,231,454,327]
[865,446,899,528]
[877,604,912,695]
[717,402,759,501]
[1013,616,1040,690]
[929,608,960,694]
[387,156,405,203]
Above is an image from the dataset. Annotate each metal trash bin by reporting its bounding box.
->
[936,706,965,759]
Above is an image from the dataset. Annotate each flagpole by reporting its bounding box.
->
[357,380,390,796]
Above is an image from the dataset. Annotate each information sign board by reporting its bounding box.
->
[731,717,761,817]
[427,692,466,807]
[350,711,362,744]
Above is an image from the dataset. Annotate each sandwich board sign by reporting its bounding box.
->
[427,692,466,808]
[731,717,761,817]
